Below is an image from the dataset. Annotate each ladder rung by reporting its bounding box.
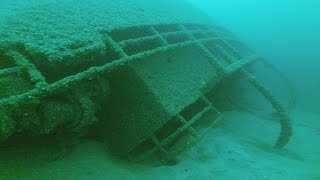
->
[150,134,169,154]
[189,105,212,124]
[177,114,198,138]
[150,26,169,46]
[201,96,221,115]
[103,35,128,58]
[201,96,212,105]
[198,114,224,135]
[225,55,259,74]
[119,35,160,47]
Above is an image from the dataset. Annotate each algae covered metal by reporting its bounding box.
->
[0,0,292,163]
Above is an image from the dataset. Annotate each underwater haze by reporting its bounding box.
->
[0,0,319,179]
[189,0,320,112]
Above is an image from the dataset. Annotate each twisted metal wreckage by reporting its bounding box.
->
[0,2,292,164]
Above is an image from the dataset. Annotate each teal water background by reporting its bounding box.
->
[189,0,320,113]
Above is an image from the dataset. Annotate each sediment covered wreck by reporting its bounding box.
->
[0,0,292,163]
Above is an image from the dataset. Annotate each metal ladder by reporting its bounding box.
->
[130,95,223,162]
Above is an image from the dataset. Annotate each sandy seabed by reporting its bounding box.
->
[1,110,319,180]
